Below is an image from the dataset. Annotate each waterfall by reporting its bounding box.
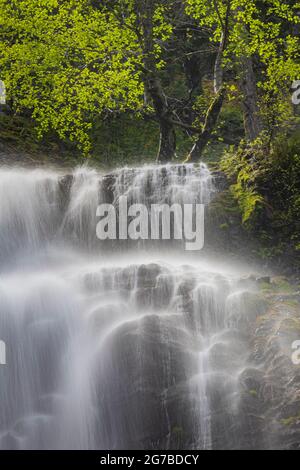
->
[0,163,267,449]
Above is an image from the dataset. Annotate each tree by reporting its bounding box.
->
[102,0,216,162]
[0,0,144,154]
[1,0,299,161]
[185,0,232,162]
[0,0,221,161]
[105,0,177,162]
[187,0,300,142]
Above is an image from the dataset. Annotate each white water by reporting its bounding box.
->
[0,163,264,449]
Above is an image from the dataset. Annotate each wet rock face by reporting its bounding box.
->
[95,314,197,450]
[0,164,240,259]
[247,301,300,450]
[1,165,299,450]
[86,265,300,450]
[58,174,73,210]
[82,263,300,450]
[54,163,217,253]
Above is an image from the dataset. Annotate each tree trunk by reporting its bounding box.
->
[157,118,176,162]
[239,56,263,141]
[214,31,225,94]
[145,72,176,162]
[185,0,230,163]
[186,88,225,163]
[213,0,231,93]
[136,0,176,162]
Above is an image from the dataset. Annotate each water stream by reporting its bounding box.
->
[0,163,266,449]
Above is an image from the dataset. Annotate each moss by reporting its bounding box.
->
[209,190,241,217]
[272,278,296,294]
[0,113,79,161]
[258,278,296,294]
[0,114,38,149]
[259,282,275,293]
[256,307,279,324]
[280,414,300,426]
[280,317,300,333]
[284,299,300,308]
[276,283,295,294]
[220,133,300,271]
[172,426,184,435]
[171,426,184,447]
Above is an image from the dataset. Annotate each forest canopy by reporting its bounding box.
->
[0,0,299,160]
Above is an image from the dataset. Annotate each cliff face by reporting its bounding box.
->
[86,267,300,450]
[249,288,300,450]
[0,161,299,450]
[42,165,300,451]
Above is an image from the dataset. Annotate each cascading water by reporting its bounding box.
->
[0,163,268,450]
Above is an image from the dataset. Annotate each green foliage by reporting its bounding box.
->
[90,114,194,166]
[0,0,144,154]
[221,132,300,264]
[0,112,80,162]
[233,185,263,224]
[90,115,159,166]
[187,0,300,80]
[221,139,265,223]
[217,106,244,144]
[187,0,300,133]
[0,114,38,149]
[0,0,299,161]
[280,414,300,427]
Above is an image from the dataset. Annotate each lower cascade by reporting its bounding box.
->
[0,164,297,450]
